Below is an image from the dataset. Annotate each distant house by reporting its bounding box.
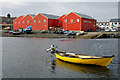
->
[62,12,97,31]
[0,16,16,29]
[96,18,120,31]
[96,22,109,30]
[110,18,120,31]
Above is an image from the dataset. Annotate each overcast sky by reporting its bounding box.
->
[0,0,119,22]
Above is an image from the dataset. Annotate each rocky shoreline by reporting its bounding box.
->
[1,30,120,39]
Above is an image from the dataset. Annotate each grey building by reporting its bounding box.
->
[0,16,16,30]
[110,18,120,28]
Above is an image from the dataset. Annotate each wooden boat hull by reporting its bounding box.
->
[54,53,114,66]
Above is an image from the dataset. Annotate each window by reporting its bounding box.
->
[44,20,46,22]
[93,25,95,27]
[7,19,10,21]
[39,20,41,23]
[27,21,29,23]
[34,20,36,23]
[77,19,79,22]
[71,19,73,22]
[89,21,91,23]
[115,22,117,24]
[15,21,16,24]
[23,21,24,23]
[83,21,87,22]
[19,21,20,24]
[65,19,67,22]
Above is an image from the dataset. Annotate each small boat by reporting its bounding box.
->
[12,31,21,35]
[47,45,114,67]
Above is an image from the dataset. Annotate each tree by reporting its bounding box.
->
[7,13,11,18]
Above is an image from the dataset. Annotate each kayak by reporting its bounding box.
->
[54,52,114,66]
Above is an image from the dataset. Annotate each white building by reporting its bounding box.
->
[109,18,120,31]
[97,18,120,31]
[96,22,109,30]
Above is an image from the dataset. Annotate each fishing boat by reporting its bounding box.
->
[47,45,114,67]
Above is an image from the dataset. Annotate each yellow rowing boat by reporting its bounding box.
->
[47,45,114,67]
[54,52,114,67]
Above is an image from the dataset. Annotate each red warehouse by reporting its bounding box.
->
[58,14,66,28]
[20,14,36,30]
[33,13,60,31]
[13,16,24,30]
[62,12,97,31]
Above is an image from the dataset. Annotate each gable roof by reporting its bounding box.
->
[110,18,120,22]
[73,12,96,20]
[28,14,36,17]
[41,13,60,19]
[14,16,24,21]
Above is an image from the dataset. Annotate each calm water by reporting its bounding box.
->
[2,37,119,78]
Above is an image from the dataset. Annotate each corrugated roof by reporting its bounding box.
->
[28,14,36,17]
[73,12,96,20]
[41,13,60,19]
[110,18,120,22]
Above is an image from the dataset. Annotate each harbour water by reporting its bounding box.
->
[2,37,119,78]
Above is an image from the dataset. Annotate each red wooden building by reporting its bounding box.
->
[13,16,24,30]
[20,14,36,30]
[62,12,96,31]
[58,14,66,28]
[13,13,61,30]
[13,14,36,30]
[13,12,97,31]
[33,13,60,30]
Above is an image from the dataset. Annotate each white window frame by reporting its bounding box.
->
[65,19,67,22]
[39,20,41,23]
[44,20,46,22]
[27,21,29,23]
[77,19,79,22]
[83,21,87,23]
[71,19,73,22]
[34,20,36,23]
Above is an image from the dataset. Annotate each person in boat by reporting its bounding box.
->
[46,45,58,53]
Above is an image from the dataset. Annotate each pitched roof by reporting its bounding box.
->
[41,13,60,19]
[28,14,36,17]
[73,12,96,20]
[110,18,120,22]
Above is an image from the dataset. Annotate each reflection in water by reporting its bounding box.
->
[50,59,56,74]
[50,59,113,78]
